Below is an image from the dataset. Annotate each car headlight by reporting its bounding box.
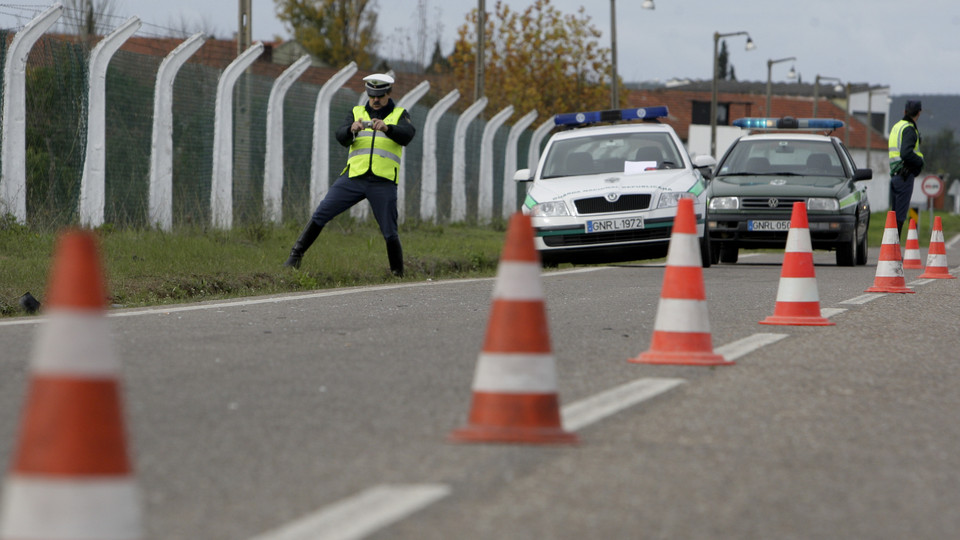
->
[658,192,695,208]
[531,200,571,217]
[708,196,739,210]
[807,198,839,211]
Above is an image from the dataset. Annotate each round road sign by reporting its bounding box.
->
[921,175,944,198]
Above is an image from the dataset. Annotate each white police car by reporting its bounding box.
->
[514,107,716,267]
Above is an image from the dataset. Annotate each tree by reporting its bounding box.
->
[447,0,614,118]
[274,0,380,69]
[426,40,451,74]
[60,0,119,46]
[717,40,729,80]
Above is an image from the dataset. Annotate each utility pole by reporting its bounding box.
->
[475,0,485,101]
[236,0,253,223]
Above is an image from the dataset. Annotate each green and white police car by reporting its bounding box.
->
[514,107,716,267]
[705,117,872,266]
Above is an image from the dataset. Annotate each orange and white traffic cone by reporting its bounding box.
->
[918,215,956,279]
[865,211,915,293]
[0,230,141,540]
[902,218,922,269]
[760,202,834,326]
[450,213,577,444]
[630,198,729,366]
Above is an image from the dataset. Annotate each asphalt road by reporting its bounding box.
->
[0,245,958,539]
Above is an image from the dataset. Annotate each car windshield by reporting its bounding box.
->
[540,132,685,179]
[716,139,844,178]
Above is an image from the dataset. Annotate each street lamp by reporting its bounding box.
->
[812,74,843,118]
[765,57,796,116]
[711,31,755,157]
[611,0,654,109]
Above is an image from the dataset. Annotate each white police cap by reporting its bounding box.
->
[363,73,394,96]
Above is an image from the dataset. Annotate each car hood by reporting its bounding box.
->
[708,175,845,198]
[535,169,695,200]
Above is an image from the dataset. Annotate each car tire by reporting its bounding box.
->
[855,215,869,266]
[836,232,856,266]
[719,245,739,264]
[700,236,712,268]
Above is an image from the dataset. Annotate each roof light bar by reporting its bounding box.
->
[733,117,844,130]
[554,106,669,126]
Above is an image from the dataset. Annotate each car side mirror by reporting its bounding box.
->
[513,168,532,182]
[853,168,873,181]
[692,155,717,180]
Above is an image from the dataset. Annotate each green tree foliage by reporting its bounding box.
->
[448,0,616,118]
[274,0,380,69]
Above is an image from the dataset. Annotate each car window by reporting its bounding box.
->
[717,139,844,177]
[541,132,685,179]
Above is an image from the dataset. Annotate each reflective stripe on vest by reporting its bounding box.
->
[888,119,923,169]
[344,106,405,182]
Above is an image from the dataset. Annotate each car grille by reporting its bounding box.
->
[574,194,651,214]
[741,197,805,210]
[543,227,670,247]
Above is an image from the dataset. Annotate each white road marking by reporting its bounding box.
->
[0,269,605,327]
[561,377,685,432]
[821,307,847,318]
[839,293,884,305]
[248,484,450,540]
[714,333,789,362]
[908,278,934,286]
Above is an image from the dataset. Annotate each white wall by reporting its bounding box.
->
[687,124,744,160]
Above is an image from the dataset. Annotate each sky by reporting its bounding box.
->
[2,0,959,96]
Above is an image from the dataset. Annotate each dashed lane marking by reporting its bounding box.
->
[247,484,451,540]
[562,377,685,432]
[839,293,885,305]
[715,332,789,362]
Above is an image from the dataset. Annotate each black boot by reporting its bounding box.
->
[284,220,323,269]
[386,237,404,277]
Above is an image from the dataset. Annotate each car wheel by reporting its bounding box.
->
[855,216,869,266]
[719,245,738,264]
[700,236,712,268]
[836,232,856,266]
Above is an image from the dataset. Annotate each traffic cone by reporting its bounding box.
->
[630,198,729,365]
[0,230,141,539]
[865,211,915,293]
[902,218,922,269]
[918,216,956,279]
[450,213,577,444]
[760,202,835,326]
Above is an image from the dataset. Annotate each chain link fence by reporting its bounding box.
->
[0,23,535,230]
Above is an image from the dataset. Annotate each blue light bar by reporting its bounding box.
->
[733,117,844,130]
[554,106,669,126]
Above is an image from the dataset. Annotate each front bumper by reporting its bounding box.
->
[707,213,856,249]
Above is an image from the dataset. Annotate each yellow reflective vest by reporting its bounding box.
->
[888,119,923,175]
[343,106,405,183]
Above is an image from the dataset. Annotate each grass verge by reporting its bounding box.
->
[1,217,507,317]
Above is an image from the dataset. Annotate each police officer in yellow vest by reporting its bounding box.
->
[284,73,416,276]
[888,100,924,238]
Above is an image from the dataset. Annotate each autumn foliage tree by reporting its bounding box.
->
[274,0,379,69]
[448,0,618,119]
